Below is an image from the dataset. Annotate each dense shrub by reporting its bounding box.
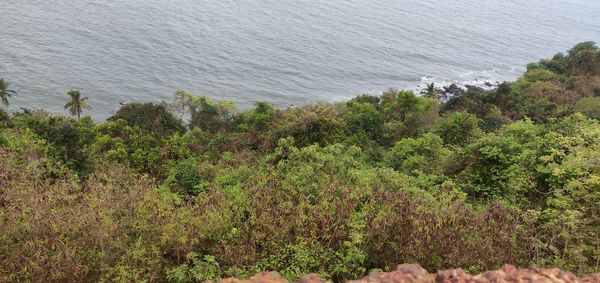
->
[574,96,600,120]
[172,89,236,133]
[110,102,185,137]
[1,42,600,281]
[363,192,537,273]
[0,108,10,128]
[385,133,449,175]
[436,111,481,145]
[93,119,162,173]
[12,115,95,177]
[0,132,6,147]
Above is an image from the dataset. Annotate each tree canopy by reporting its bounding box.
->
[1,42,600,282]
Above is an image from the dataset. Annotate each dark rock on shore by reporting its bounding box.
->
[439,83,464,98]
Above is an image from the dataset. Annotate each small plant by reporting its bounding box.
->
[167,253,221,283]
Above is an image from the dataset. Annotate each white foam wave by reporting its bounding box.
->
[413,67,524,97]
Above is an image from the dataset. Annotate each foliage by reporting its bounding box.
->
[574,96,600,120]
[0,108,10,128]
[436,111,481,145]
[110,102,185,137]
[92,119,163,173]
[568,41,598,56]
[385,133,450,175]
[0,132,6,147]
[1,42,600,281]
[0,78,17,107]
[167,253,221,283]
[172,89,236,133]
[163,158,211,196]
[344,100,384,142]
[11,114,94,177]
[64,90,92,119]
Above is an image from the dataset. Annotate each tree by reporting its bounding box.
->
[385,132,449,175]
[380,89,420,122]
[109,102,185,137]
[64,90,92,120]
[567,41,598,56]
[344,101,384,141]
[436,111,481,145]
[171,89,236,133]
[26,116,94,177]
[422,83,439,99]
[0,78,17,107]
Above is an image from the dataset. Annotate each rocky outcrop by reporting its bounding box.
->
[443,83,463,96]
[216,264,600,283]
[350,264,599,283]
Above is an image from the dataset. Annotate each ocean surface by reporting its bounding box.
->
[1,0,600,119]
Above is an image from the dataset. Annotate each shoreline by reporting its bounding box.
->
[3,75,506,121]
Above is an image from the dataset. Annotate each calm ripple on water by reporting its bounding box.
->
[1,0,600,119]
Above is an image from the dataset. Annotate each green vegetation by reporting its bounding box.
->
[65,90,92,120]
[1,43,599,282]
[0,78,17,107]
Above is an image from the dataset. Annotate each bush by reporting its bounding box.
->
[167,253,221,283]
[172,89,236,133]
[436,111,481,146]
[164,158,212,196]
[2,42,600,281]
[22,116,94,178]
[0,132,6,147]
[574,96,600,120]
[385,133,449,175]
[363,191,537,273]
[344,101,384,142]
[0,108,10,128]
[110,102,185,137]
[93,119,162,173]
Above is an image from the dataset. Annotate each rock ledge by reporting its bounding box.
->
[217,264,600,283]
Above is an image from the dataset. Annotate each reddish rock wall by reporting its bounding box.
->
[217,264,600,283]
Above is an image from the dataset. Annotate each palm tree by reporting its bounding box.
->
[0,78,17,107]
[64,90,92,119]
[422,82,438,99]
